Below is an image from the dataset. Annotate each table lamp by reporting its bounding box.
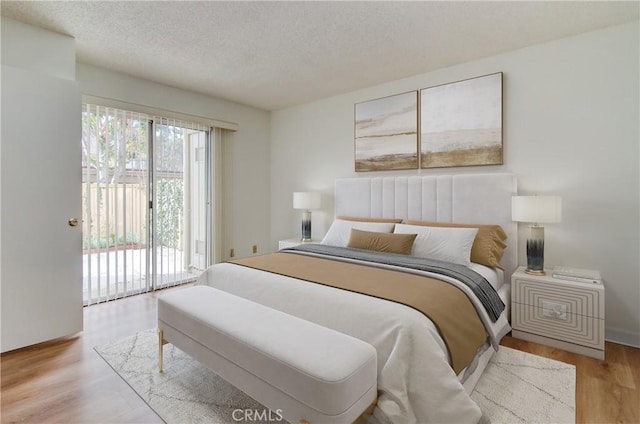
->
[512,195,562,275]
[293,192,321,242]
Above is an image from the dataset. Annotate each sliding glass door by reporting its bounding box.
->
[82,106,210,305]
[153,120,209,289]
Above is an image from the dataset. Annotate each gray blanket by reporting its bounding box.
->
[283,243,505,322]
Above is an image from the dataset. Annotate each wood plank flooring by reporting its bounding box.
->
[2,287,639,423]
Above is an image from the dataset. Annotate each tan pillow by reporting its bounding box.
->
[406,220,507,269]
[347,228,417,255]
[337,215,403,224]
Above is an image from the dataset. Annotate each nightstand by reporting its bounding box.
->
[511,266,605,360]
[278,238,305,249]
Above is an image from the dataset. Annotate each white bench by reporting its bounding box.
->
[157,286,378,424]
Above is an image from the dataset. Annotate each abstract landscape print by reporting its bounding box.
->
[421,73,503,168]
[354,91,418,171]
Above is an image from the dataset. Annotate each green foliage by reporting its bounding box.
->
[155,178,184,249]
[83,231,141,250]
[82,110,150,183]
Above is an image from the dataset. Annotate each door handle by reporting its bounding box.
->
[68,218,79,227]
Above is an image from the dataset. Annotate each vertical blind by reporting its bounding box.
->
[82,104,213,305]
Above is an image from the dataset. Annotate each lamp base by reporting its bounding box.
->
[301,210,312,242]
[524,268,546,276]
[525,225,546,276]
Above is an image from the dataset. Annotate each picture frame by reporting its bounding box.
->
[354,91,418,172]
[420,72,503,168]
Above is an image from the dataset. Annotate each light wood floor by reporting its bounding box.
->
[2,287,639,423]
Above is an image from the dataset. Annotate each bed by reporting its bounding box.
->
[197,173,517,424]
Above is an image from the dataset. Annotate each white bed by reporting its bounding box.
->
[198,173,517,424]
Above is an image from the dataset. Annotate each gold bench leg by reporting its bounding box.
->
[301,396,377,424]
[353,396,378,424]
[158,328,165,373]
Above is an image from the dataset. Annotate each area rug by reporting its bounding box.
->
[95,329,575,424]
[470,345,575,423]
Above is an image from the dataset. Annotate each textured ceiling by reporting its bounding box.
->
[1,1,638,111]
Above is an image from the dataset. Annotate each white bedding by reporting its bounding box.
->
[197,252,510,424]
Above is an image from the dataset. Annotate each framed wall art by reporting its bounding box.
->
[354,91,418,172]
[420,72,502,168]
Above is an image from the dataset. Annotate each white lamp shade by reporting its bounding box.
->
[293,192,321,210]
[512,196,562,223]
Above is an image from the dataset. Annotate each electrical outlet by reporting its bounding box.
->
[230,248,234,258]
[252,245,258,254]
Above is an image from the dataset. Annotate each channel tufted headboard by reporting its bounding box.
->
[334,173,518,277]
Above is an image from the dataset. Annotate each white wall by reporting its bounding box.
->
[76,64,271,260]
[270,21,640,346]
[1,17,75,80]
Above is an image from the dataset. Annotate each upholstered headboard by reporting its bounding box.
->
[334,173,518,277]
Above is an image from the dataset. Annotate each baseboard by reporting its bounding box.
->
[605,327,640,348]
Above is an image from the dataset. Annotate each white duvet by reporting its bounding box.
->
[197,255,509,424]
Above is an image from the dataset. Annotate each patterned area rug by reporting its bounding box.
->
[470,344,575,423]
[95,329,575,424]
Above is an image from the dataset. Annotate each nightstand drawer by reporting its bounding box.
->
[512,277,604,319]
[512,302,605,349]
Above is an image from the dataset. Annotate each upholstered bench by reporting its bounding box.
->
[157,286,378,424]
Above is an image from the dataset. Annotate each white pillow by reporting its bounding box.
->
[321,219,396,247]
[393,223,478,266]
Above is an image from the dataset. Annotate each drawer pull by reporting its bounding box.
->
[542,300,567,320]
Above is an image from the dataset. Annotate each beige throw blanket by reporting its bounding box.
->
[231,251,487,374]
